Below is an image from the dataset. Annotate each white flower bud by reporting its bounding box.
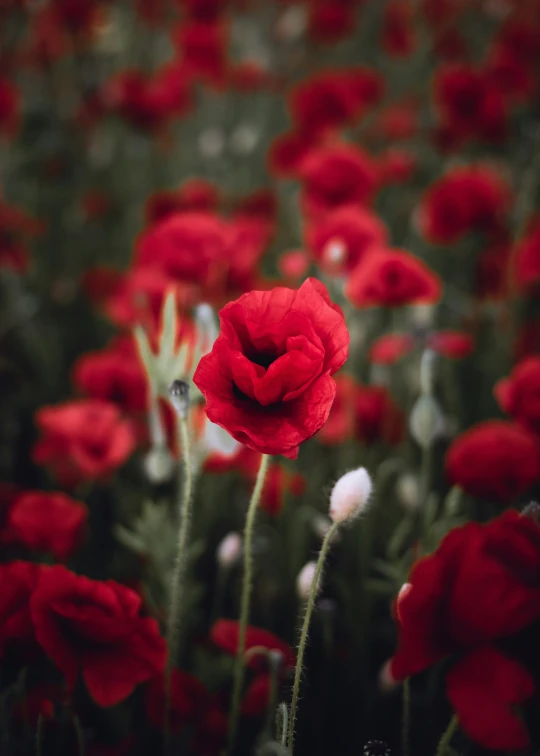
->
[216,532,242,569]
[329,467,372,524]
[143,445,175,484]
[409,395,445,449]
[296,561,319,601]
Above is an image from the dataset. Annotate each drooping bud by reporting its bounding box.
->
[329,467,372,524]
[216,532,242,569]
[169,380,190,420]
[409,395,445,449]
[296,561,319,601]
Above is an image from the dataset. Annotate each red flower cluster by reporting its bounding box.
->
[495,357,540,436]
[391,510,540,750]
[194,278,349,458]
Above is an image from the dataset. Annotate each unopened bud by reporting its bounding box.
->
[419,349,436,395]
[329,467,372,524]
[409,395,445,449]
[143,445,175,483]
[396,473,420,511]
[216,532,242,568]
[296,561,319,601]
[521,501,540,522]
[169,380,190,420]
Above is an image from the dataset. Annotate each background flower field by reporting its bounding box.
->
[1,0,540,754]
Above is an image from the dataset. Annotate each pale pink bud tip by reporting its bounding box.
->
[296,561,319,601]
[216,532,242,568]
[329,467,372,524]
[378,659,400,693]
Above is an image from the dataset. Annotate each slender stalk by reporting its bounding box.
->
[36,714,44,756]
[402,678,410,756]
[165,410,194,751]
[276,703,289,748]
[227,453,270,752]
[287,521,339,754]
[435,716,458,756]
[72,713,85,756]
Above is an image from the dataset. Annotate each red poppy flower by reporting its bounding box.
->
[445,420,540,502]
[278,249,310,283]
[6,492,87,561]
[136,211,232,299]
[515,319,540,361]
[434,63,508,147]
[210,619,295,669]
[390,510,540,750]
[317,373,357,445]
[418,165,511,245]
[475,241,511,301]
[0,561,41,657]
[241,673,272,716]
[382,1,416,58]
[307,0,356,44]
[0,76,19,137]
[33,400,136,487]
[72,336,148,414]
[345,248,442,308]
[369,334,414,365]
[146,669,209,734]
[379,149,417,185]
[193,278,349,458]
[289,72,361,137]
[31,566,167,707]
[174,21,228,88]
[427,330,474,359]
[355,383,404,445]
[298,143,379,217]
[495,357,540,436]
[305,205,387,277]
[514,223,540,295]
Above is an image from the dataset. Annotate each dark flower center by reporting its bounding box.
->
[249,351,278,369]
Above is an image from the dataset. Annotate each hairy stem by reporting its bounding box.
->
[288,521,339,754]
[227,453,270,752]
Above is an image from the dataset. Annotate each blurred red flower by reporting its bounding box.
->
[513,223,540,296]
[174,20,228,88]
[5,491,87,561]
[210,619,295,669]
[391,510,540,750]
[194,278,349,458]
[446,420,540,502]
[418,164,511,245]
[72,336,148,414]
[382,1,416,58]
[146,668,210,734]
[0,76,19,137]
[267,129,320,178]
[495,357,540,436]
[427,330,474,359]
[345,248,441,308]
[298,143,379,217]
[33,400,136,487]
[307,0,357,44]
[31,566,167,707]
[0,561,40,657]
[434,63,508,147]
[305,205,387,277]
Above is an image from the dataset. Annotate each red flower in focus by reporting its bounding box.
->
[33,400,136,487]
[382,1,416,58]
[0,76,19,137]
[146,669,209,734]
[305,205,387,277]
[418,165,511,245]
[193,278,349,458]
[298,143,379,217]
[446,420,540,502]
[345,248,441,308]
[514,223,540,296]
[6,491,87,561]
[31,566,167,707]
[0,561,40,657]
[369,334,414,365]
[317,373,357,445]
[434,64,508,147]
[495,357,540,436]
[390,510,540,750]
[72,336,148,414]
[210,619,295,669]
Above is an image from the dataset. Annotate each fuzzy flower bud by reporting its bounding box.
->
[216,532,242,569]
[329,467,372,524]
[169,380,190,420]
[296,561,319,601]
[409,395,445,449]
[143,445,175,484]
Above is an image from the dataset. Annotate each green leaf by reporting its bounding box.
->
[158,289,178,374]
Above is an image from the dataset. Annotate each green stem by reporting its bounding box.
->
[402,678,410,756]
[165,413,194,751]
[72,713,85,756]
[36,714,44,756]
[287,521,339,755]
[435,715,458,756]
[227,453,270,752]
